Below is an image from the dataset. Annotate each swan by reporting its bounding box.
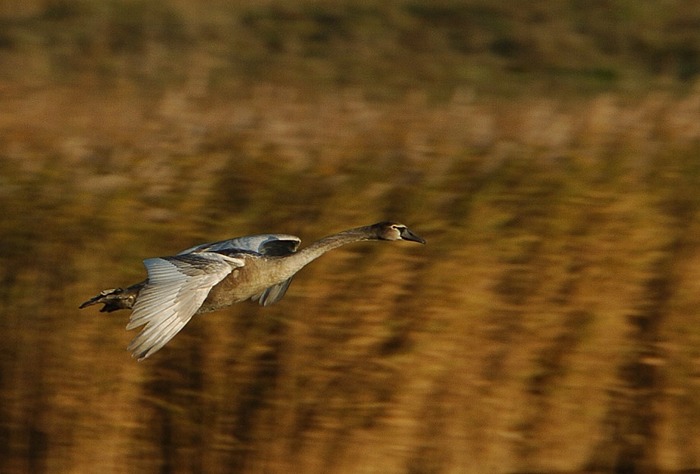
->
[80,221,425,360]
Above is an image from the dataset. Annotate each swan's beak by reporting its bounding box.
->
[400,227,426,244]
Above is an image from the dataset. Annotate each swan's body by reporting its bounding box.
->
[80,222,425,360]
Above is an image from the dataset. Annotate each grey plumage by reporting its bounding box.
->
[80,221,425,360]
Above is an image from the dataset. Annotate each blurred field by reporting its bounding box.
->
[2,2,700,474]
[1,0,699,96]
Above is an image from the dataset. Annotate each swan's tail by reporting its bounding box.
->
[79,283,144,312]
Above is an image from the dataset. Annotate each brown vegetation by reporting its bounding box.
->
[2,83,700,473]
[2,2,700,473]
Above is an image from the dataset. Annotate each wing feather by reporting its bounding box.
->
[179,234,301,256]
[127,252,243,360]
[252,277,294,306]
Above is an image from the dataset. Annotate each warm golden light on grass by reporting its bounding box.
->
[1,84,700,473]
[2,2,700,473]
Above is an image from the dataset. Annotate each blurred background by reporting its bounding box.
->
[1,1,700,473]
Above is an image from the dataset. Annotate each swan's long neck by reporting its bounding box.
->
[279,227,373,276]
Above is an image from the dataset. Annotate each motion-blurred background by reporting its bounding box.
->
[2,1,700,473]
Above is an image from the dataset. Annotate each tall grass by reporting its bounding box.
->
[1,2,700,473]
[1,82,700,472]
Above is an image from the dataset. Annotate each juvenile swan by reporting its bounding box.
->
[80,221,425,360]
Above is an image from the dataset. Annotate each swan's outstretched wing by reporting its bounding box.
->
[126,252,244,360]
[179,234,301,256]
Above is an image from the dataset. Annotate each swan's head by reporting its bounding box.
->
[370,221,426,244]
